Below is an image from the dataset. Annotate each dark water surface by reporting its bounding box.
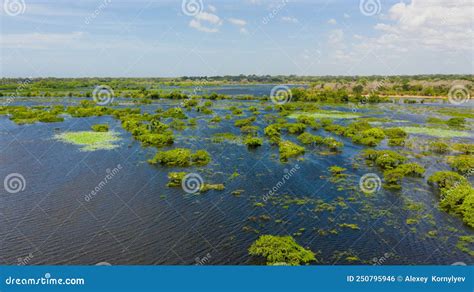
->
[0,96,473,265]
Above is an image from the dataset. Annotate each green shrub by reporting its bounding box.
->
[244,136,263,148]
[285,123,306,134]
[138,133,174,147]
[322,137,344,151]
[429,141,449,153]
[297,132,324,145]
[452,143,474,154]
[329,166,346,176]
[362,149,407,170]
[447,155,474,175]
[234,117,256,128]
[167,172,187,187]
[91,124,109,132]
[279,141,305,162]
[429,171,474,228]
[149,148,210,166]
[383,163,425,189]
[428,171,467,190]
[248,235,316,266]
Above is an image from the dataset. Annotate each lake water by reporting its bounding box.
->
[0,92,473,265]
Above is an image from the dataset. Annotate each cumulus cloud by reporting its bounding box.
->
[189,11,223,33]
[228,18,247,26]
[281,16,298,23]
[328,18,337,25]
[361,0,474,52]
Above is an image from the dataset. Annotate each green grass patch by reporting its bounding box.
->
[397,126,470,138]
[55,131,120,151]
[289,111,360,120]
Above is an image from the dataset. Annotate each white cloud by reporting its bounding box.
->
[208,5,217,13]
[328,18,337,25]
[343,13,350,19]
[0,32,85,49]
[228,18,247,26]
[281,16,298,23]
[240,27,249,35]
[363,0,474,52]
[328,29,344,45]
[189,11,222,33]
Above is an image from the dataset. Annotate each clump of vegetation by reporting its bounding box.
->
[248,235,316,265]
[324,120,386,147]
[55,131,120,151]
[383,163,425,189]
[91,124,109,132]
[244,136,263,148]
[2,106,65,124]
[447,155,474,175]
[200,184,225,192]
[240,125,259,134]
[384,128,407,146]
[279,141,305,162]
[234,117,256,128]
[212,132,239,143]
[167,172,187,187]
[149,148,211,166]
[322,137,344,151]
[161,107,187,119]
[264,124,281,144]
[297,132,324,145]
[429,141,449,153]
[362,149,407,170]
[428,171,474,228]
[452,143,474,154]
[329,166,346,176]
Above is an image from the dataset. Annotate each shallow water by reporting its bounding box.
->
[0,96,473,266]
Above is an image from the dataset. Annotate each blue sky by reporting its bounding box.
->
[1,0,473,77]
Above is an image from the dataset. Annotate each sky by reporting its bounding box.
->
[1,0,473,77]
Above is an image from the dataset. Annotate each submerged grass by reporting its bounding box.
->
[55,131,120,151]
[288,111,360,120]
[397,126,470,138]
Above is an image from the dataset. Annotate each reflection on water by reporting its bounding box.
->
[0,96,473,265]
